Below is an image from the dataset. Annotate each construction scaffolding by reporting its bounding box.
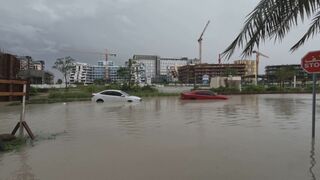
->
[178,63,246,84]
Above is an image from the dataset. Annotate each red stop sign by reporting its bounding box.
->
[301,50,320,73]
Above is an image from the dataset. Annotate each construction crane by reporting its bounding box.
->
[61,48,116,64]
[252,50,269,85]
[104,49,116,65]
[61,48,116,80]
[198,20,210,63]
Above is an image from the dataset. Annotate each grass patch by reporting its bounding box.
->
[48,91,91,99]
[0,138,27,152]
[21,84,180,105]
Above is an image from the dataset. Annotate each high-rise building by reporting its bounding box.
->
[108,63,120,82]
[159,57,190,75]
[132,55,159,80]
[32,60,45,70]
[91,61,106,82]
[18,56,33,70]
[131,55,198,83]
[131,62,146,84]
[69,61,122,84]
[69,62,92,84]
[17,56,53,84]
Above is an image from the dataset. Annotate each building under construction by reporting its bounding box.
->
[178,63,246,84]
[0,52,23,101]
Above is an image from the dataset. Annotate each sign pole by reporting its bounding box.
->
[301,50,320,138]
[19,83,26,137]
[312,74,317,138]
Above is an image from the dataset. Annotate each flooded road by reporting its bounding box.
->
[0,94,319,180]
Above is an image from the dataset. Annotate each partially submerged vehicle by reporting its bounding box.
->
[180,90,228,100]
[92,90,142,103]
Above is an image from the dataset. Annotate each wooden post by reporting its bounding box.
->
[1,79,34,140]
[19,84,26,137]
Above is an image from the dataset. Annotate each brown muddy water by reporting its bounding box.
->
[0,94,319,180]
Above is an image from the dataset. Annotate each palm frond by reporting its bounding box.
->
[222,0,320,59]
[291,10,320,51]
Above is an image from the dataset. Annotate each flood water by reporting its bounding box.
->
[0,94,320,180]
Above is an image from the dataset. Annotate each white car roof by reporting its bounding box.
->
[100,89,123,93]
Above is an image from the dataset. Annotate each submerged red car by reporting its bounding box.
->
[181,90,228,100]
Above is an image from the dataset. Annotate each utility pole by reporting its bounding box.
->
[198,20,210,63]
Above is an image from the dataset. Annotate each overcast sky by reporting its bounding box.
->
[1,0,320,75]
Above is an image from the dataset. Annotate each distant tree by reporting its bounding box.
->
[117,67,130,83]
[274,67,296,87]
[52,56,75,88]
[93,79,105,85]
[56,79,63,84]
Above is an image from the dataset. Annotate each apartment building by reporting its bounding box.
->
[17,56,53,84]
[18,56,44,71]
[91,61,106,81]
[265,64,312,83]
[131,62,146,84]
[132,55,159,80]
[69,62,92,84]
[132,55,198,83]
[108,61,120,82]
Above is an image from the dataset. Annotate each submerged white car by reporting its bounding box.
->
[92,90,142,103]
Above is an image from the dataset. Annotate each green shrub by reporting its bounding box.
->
[266,86,280,92]
[1,138,26,152]
[242,85,265,93]
[211,87,240,94]
[29,87,38,96]
[48,91,91,99]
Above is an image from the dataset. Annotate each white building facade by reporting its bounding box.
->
[131,62,146,84]
[131,55,198,83]
[159,58,189,75]
[91,61,106,82]
[132,55,159,80]
[69,62,92,84]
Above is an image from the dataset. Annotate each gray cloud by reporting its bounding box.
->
[1,0,319,74]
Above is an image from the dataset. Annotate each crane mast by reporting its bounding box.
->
[198,20,210,63]
[252,50,269,85]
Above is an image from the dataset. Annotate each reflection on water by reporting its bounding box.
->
[310,139,316,180]
[13,149,38,180]
[0,94,319,180]
[265,96,299,117]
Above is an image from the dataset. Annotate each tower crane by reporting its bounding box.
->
[61,48,116,65]
[252,50,269,85]
[104,49,116,65]
[198,20,210,63]
[60,48,117,80]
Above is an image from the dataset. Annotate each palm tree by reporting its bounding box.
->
[117,67,130,83]
[274,66,296,87]
[223,0,320,58]
[52,56,75,88]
